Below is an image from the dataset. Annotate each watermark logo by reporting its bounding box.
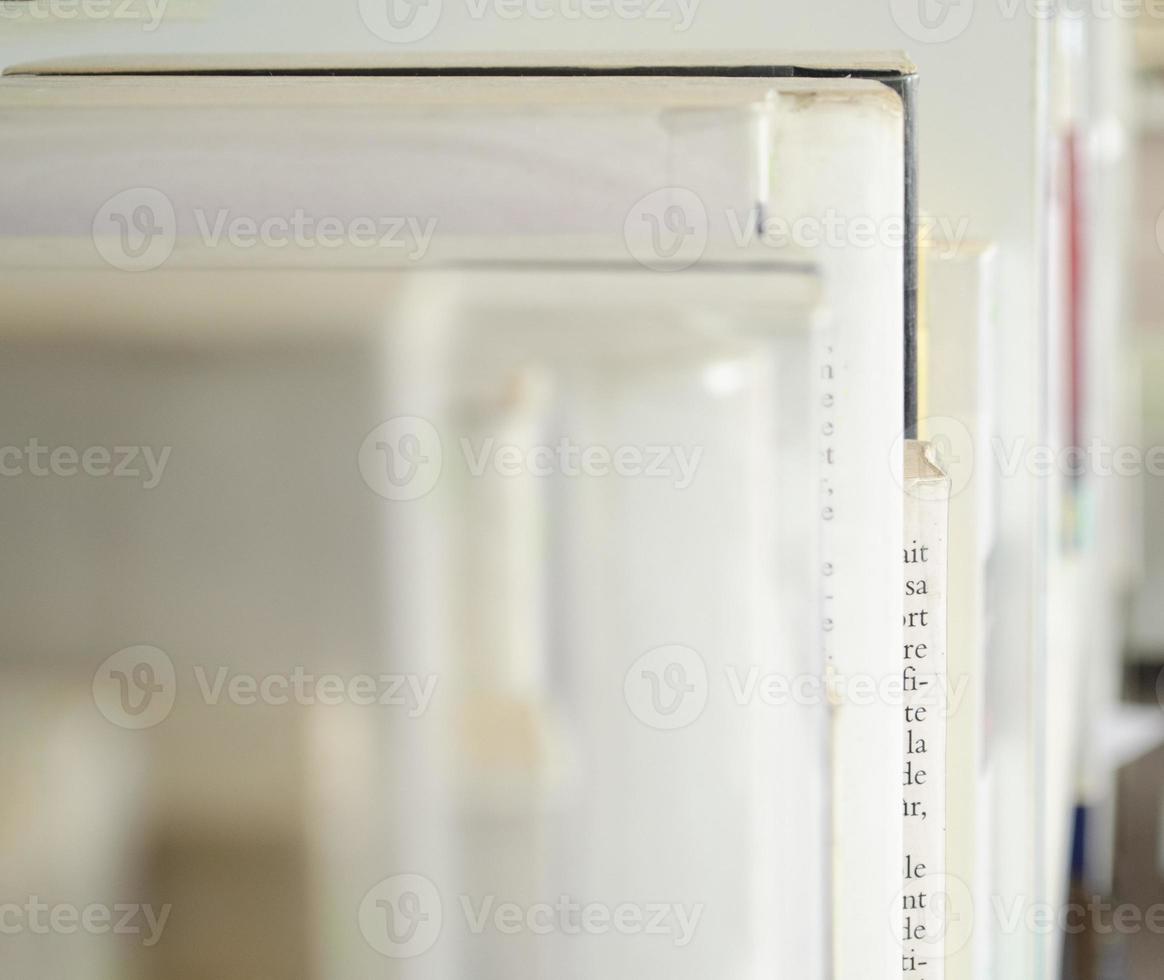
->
[995,438,1164,479]
[93,651,439,727]
[193,209,437,257]
[459,894,702,944]
[360,874,444,958]
[725,665,969,717]
[461,436,702,489]
[192,666,438,714]
[627,656,969,731]
[93,189,439,270]
[890,0,974,43]
[992,892,1164,936]
[893,0,1164,44]
[359,419,703,499]
[462,0,700,28]
[359,417,444,502]
[0,898,171,946]
[892,417,1164,490]
[92,645,177,729]
[625,193,970,266]
[624,187,708,272]
[729,207,968,258]
[0,0,170,31]
[624,644,708,730]
[893,872,975,960]
[92,188,176,272]
[358,0,699,39]
[890,416,976,499]
[358,878,701,954]
[358,0,443,42]
[0,440,171,489]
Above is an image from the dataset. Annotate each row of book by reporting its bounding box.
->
[0,22,1139,980]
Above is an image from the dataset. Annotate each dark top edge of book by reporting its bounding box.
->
[2,51,917,77]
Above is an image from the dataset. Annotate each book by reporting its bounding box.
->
[0,52,916,980]
[901,440,952,980]
[918,241,999,980]
[0,251,831,979]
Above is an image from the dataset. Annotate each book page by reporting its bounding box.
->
[901,441,950,980]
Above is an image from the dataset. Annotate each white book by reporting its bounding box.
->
[0,54,913,980]
[919,241,999,980]
[900,440,951,980]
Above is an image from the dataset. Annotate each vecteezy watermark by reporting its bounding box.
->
[889,0,975,43]
[991,438,1164,479]
[0,0,169,31]
[889,416,978,499]
[990,894,1164,936]
[459,437,703,489]
[357,0,700,43]
[726,207,971,260]
[358,0,444,42]
[725,664,971,717]
[358,417,704,501]
[0,898,171,946]
[623,645,709,730]
[894,415,1164,494]
[191,666,438,714]
[359,874,444,958]
[623,188,972,272]
[192,209,437,258]
[92,646,439,729]
[92,188,439,271]
[358,417,444,502]
[891,0,1164,45]
[359,873,703,958]
[93,646,178,730]
[463,0,700,30]
[889,876,1164,960]
[0,440,171,489]
[624,646,971,732]
[624,188,710,272]
[891,872,976,960]
[93,189,177,272]
[456,894,703,947]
